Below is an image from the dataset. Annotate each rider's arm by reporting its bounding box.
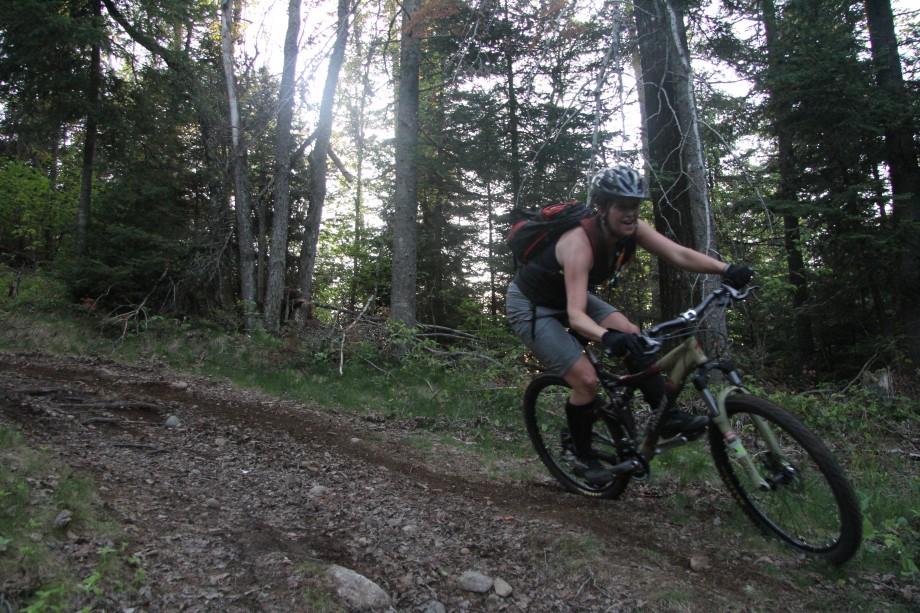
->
[557,228,609,342]
[635,220,727,274]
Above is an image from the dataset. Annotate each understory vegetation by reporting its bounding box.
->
[2,267,917,593]
[0,424,145,612]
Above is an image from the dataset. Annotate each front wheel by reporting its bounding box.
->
[522,374,631,499]
[709,394,862,564]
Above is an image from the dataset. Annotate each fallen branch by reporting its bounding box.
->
[112,443,164,453]
[360,356,390,375]
[423,347,503,366]
[339,292,375,375]
[840,350,881,394]
[59,400,161,411]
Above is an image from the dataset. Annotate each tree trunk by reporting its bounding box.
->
[761,0,815,363]
[503,0,521,209]
[220,0,257,331]
[633,0,720,323]
[390,0,421,326]
[264,0,302,333]
[864,0,920,365]
[487,180,497,320]
[76,0,101,258]
[348,17,374,312]
[298,0,351,313]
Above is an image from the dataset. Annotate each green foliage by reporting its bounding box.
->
[0,423,146,611]
[0,159,75,264]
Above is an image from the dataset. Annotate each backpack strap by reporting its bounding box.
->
[578,215,606,267]
[579,215,636,289]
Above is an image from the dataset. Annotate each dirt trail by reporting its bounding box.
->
[0,352,909,612]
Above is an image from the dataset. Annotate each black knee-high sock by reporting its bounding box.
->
[625,354,667,412]
[565,398,598,457]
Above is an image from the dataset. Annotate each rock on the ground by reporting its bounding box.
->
[326,564,391,610]
[493,577,513,598]
[457,570,493,593]
[420,600,447,613]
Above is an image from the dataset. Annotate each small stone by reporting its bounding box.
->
[402,524,418,535]
[164,415,181,428]
[205,498,220,509]
[460,547,470,555]
[689,555,710,571]
[421,600,447,613]
[309,485,330,498]
[458,570,493,593]
[493,577,513,598]
[170,381,189,390]
[53,510,73,529]
[326,564,390,610]
[350,437,361,443]
[214,437,228,447]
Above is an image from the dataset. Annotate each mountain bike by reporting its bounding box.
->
[522,284,862,565]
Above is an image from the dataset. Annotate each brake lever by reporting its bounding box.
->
[639,335,663,356]
[721,283,758,301]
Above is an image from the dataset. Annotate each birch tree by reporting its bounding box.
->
[298,0,351,314]
[220,0,257,331]
[264,0,302,333]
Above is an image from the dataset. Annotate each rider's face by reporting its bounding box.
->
[605,198,642,237]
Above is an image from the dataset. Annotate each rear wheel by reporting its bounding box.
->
[522,374,631,499]
[709,394,862,564]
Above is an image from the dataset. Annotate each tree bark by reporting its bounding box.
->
[390,0,422,326]
[633,0,720,323]
[298,0,351,313]
[503,0,521,209]
[761,0,815,363]
[264,0,302,333]
[864,0,920,365]
[348,16,374,312]
[76,0,102,258]
[220,0,257,331]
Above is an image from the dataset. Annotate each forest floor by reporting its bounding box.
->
[1,350,916,612]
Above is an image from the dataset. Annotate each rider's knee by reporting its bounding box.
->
[568,366,598,394]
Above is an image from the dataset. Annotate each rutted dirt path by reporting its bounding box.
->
[0,352,911,611]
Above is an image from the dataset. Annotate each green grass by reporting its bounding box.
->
[2,267,919,582]
[0,424,145,611]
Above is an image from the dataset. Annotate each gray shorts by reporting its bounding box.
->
[506,282,617,376]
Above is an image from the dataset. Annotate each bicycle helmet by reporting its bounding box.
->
[589,165,649,205]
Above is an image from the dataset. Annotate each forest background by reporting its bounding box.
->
[2,0,920,386]
[2,0,920,592]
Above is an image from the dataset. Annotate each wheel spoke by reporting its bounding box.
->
[711,394,861,564]
[523,375,631,499]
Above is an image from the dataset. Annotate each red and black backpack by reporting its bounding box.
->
[507,200,636,287]
[506,200,596,265]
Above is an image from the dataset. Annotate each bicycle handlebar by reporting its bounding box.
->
[638,284,756,353]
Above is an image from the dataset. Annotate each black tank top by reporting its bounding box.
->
[513,216,636,309]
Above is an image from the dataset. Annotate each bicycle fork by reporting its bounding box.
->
[699,372,792,491]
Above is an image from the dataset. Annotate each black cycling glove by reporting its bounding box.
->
[722,263,754,289]
[601,329,644,357]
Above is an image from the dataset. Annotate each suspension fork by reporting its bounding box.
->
[697,369,773,491]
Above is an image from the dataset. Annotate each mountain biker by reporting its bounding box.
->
[506,165,753,484]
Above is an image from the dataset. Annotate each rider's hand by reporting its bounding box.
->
[601,329,644,357]
[722,263,754,289]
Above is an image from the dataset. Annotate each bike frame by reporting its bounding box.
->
[589,292,788,489]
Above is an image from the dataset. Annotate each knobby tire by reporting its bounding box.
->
[709,394,862,565]
[523,374,630,499]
